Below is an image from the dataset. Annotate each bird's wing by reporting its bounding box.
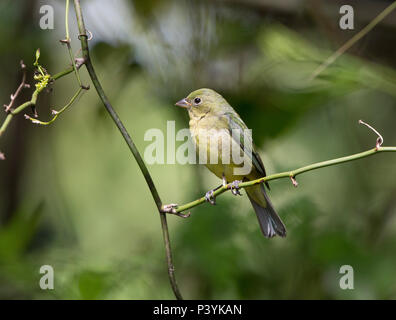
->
[224,112,270,188]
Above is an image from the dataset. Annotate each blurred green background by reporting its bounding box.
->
[1,0,396,299]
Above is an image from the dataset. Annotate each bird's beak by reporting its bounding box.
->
[175,98,191,108]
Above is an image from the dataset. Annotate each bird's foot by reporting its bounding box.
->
[205,190,216,205]
[229,180,242,196]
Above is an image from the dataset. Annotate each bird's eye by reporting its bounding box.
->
[194,97,202,105]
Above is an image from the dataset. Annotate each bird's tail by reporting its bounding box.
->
[246,184,286,238]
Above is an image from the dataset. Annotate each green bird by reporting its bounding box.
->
[176,88,286,238]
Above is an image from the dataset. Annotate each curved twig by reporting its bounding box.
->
[73,0,183,300]
[24,86,87,125]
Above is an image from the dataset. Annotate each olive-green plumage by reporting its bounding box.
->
[176,88,286,238]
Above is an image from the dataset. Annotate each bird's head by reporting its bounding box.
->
[175,88,227,119]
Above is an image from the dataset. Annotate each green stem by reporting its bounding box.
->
[65,0,70,41]
[52,66,74,80]
[65,0,82,86]
[25,87,83,125]
[175,146,396,213]
[11,100,35,115]
[0,114,13,137]
[0,66,75,141]
[0,90,38,138]
[73,0,183,300]
[1,1,84,157]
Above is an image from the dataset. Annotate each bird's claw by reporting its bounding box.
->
[205,190,216,205]
[229,180,242,196]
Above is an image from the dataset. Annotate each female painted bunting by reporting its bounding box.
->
[176,88,286,238]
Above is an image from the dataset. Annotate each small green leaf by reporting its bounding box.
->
[34,48,40,66]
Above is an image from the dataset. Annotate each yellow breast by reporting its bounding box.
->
[189,116,248,181]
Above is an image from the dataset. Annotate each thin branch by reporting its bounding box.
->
[50,57,85,82]
[51,66,74,81]
[172,125,396,214]
[0,0,87,159]
[0,86,40,160]
[73,0,183,300]
[60,0,83,86]
[310,1,396,80]
[0,61,80,160]
[3,60,30,113]
[0,65,78,138]
[24,86,86,125]
[65,0,71,41]
[0,76,43,139]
